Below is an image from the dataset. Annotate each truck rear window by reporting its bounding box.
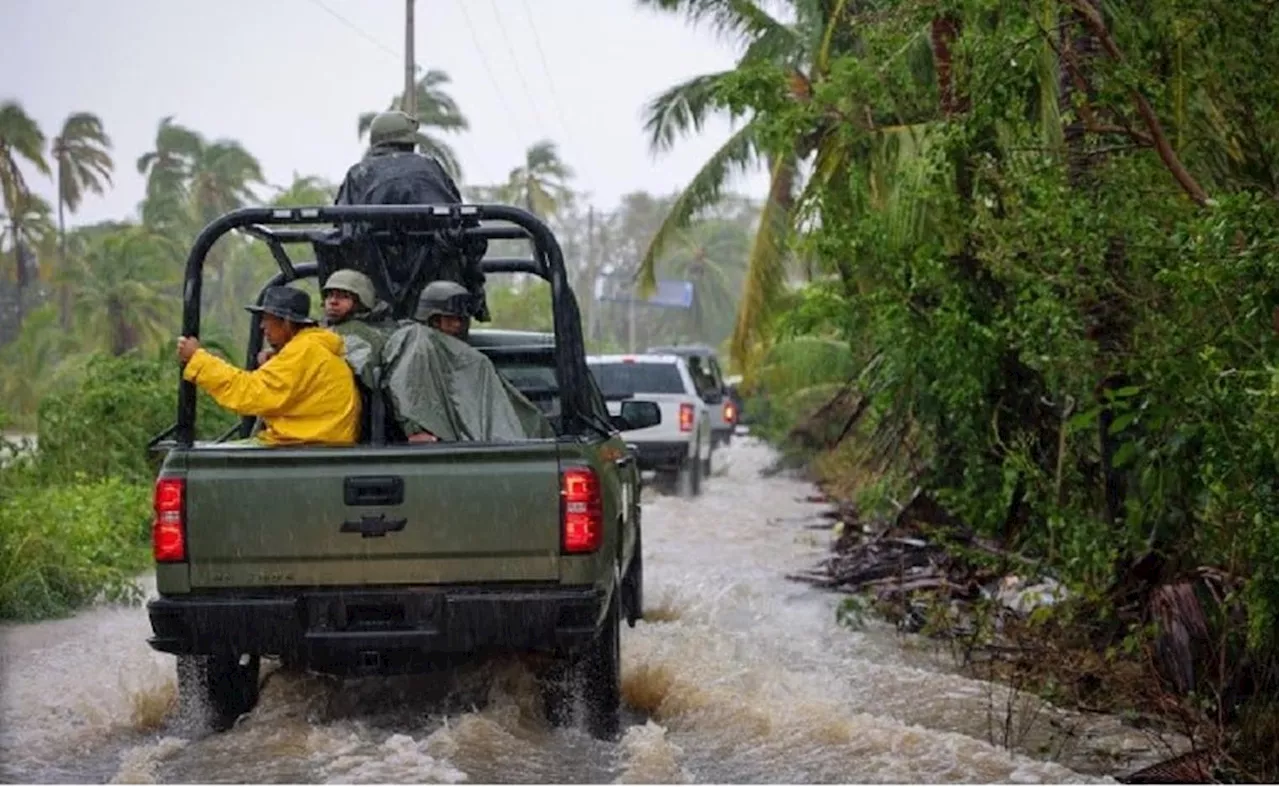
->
[589,362,685,396]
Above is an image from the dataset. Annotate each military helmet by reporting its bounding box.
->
[368,110,420,147]
[321,269,377,309]
[415,280,473,322]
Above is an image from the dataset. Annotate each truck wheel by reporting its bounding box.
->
[677,452,702,498]
[701,441,714,478]
[622,526,643,628]
[176,654,261,733]
[580,586,622,740]
[539,584,622,739]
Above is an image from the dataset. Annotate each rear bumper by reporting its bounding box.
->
[629,440,690,470]
[147,584,605,671]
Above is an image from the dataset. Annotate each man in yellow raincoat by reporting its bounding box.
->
[176,285,361,445]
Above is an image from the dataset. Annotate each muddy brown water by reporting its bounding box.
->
[0,438,1175,783]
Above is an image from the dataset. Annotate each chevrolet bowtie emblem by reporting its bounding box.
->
[340,513,408,538]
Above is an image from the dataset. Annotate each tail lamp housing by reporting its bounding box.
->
[152,477,186,562]
[561,467,603,553]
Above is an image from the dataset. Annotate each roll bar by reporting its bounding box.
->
[174,203,594,447]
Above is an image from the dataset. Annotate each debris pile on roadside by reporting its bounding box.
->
[786,488,1068,629]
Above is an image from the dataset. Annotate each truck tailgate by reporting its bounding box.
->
[181,443,564,587]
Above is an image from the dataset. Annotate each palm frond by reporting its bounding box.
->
[637,0,791,49]
[54,113,114,213]
[0,102,50,176]
[730,155,797,368]
[418,133,463,181]
[641,70,740,151]
[636,120,763,292]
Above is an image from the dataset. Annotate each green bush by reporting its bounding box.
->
[36,352,236,485]
[0,477,151,620]
[747,336,858,442]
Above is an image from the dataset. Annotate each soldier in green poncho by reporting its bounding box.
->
[383,280,555,443]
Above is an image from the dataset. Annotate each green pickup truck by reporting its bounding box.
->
[145,204,658,739]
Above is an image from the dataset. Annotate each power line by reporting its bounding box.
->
[452,0,526,155]
[485,0,552,142]
[304,0,420,74]
[517,0,591,193]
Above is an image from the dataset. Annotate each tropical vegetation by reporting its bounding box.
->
[639,0,1276,778]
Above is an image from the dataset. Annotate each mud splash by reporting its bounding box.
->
[0,438,1169,783]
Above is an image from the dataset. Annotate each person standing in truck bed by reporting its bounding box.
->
[176,286,361,445]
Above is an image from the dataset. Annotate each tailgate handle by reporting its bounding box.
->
[344,476,405,506]
[341,513,408,538]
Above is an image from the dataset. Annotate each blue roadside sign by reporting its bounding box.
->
[595,275,694,309]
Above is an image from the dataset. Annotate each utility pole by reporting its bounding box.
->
[585,205,596,344]
[403,0,417,116]
[627,285,637,353]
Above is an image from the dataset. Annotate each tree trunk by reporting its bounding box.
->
[1059,2,1101,187]
[57,185,70,330]
[930,15,968,117]
[109,299,130,356]
[11,222,24,328]
[1059,1,1133,531]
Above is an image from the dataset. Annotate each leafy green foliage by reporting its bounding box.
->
[0,477,150,620]
[717,0,1277,708]
[36,353,236,485]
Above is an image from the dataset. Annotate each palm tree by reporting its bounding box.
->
[357,69,469,180]
[0,191,54,327]
[0,305,68,420]
[136,117,203,234]
[186,139,264,227]
[636,0,897,366]
[0,102,50,326]
[659,219,748,346]
[137,118,264,231]
[502,140,574,219]
[70,226,181,356]
[51,112,113,327]
[270,173,337,207]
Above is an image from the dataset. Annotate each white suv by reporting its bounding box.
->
[587,354,713,497]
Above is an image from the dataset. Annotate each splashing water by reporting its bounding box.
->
[0,438,1170,783]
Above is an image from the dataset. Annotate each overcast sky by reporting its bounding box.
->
[1,0,771,228]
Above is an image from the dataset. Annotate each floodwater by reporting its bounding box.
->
[0,438,1173,783]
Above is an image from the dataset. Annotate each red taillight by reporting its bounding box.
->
[723,400,737,424]
[152,477,186,562]
[561,468,603,553]
[679,403,695,432]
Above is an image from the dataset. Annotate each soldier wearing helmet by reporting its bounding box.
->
[366,109,422,151]
[321,269,398,377]
[335,109,462,207]
[415,279,475,341]
[256,270,396,386]
[379,280,552,444]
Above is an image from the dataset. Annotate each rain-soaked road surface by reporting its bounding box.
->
[0,438,1169,783]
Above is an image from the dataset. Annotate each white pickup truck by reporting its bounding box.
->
[586,353,713,497]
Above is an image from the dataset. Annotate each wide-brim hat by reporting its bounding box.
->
[245,285,317,325]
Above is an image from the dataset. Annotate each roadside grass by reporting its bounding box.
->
[0,469,151,621]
